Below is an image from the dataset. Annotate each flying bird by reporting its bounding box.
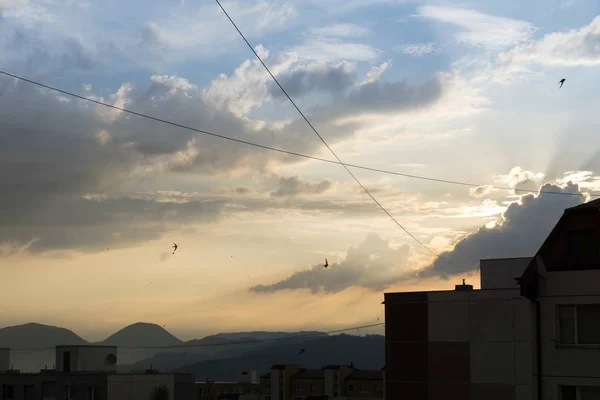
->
[324,258,329,268]
[559,78,566,88]
[298,349,306,355]
[172,243,178,254]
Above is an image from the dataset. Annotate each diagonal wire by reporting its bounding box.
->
[0,70,595,200]
[215,0,467,269]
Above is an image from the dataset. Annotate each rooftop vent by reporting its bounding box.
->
[455,279,473,291]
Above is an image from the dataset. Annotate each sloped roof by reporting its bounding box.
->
[568,198,600,210]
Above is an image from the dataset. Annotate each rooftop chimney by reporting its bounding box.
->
[455,279,473,291]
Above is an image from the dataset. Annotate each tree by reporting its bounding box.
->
[151,385,169,400]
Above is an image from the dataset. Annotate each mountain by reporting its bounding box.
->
[97,322,182,347]
[0,322,88,349]
[122,331,328,372]
[174,334,384,381]
[95,322,183,366]
[0,323,88,372]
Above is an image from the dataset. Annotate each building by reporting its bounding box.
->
[344,369,384,399]
[265,364,383,400]
[519,199,600,400]
[384,199,600,400]
[195,371,261,400]
[0,345,195,400]
[290,369,324,399]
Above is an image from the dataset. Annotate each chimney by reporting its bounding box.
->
[455,279,473,291]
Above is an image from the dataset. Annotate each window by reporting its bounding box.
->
[347,384,354,392]
[64,385,76,400]
[3,385,14,400]
[558,305,600,344]
[569,230,600,266]
[87,386,96,400]
[310,384,317,392]
[266,383,271,390]
[375,385,383,393]
[360,384,368,393]
[560,385,600,400]
[295,383,303,392]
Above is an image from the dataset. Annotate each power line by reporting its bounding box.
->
[0,70,595,200]
[9,322,385,354]
[216,0,469,270]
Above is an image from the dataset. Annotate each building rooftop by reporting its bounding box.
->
[55,345,116,348]
[568,198,600,210]
[346,369,383,381]
[270,364,299,370]
[292,369,324,379]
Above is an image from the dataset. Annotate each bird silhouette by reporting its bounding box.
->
[559,78,566,88]
[172,243,178,254]
[298,349,306,355]
[324,258,329,268]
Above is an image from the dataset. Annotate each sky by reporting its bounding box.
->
[1,0,600,341]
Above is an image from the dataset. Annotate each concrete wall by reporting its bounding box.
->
[0,349,10,372]
[271,370,279,400]
[538,269,600,399]
[56,346,117,373]
[480,258,531,290]
[427,289,534,400]
[107,374,173,400]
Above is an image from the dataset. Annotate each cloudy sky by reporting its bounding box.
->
[1,0,600,341]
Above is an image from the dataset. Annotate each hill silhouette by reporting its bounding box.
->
[123,331,327,372]
[0,322,332,373]
[0,323,88,371]
[174,334,384,381]
[0,323,88,349]
[97,322,182,347]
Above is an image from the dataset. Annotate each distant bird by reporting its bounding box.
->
[298,349,306,355]
[324,258,329,268]
[172,243,178,254]
[559,78,566,88]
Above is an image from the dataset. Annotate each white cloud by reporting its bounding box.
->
[291,38,380,63]
[312,23,369,38]
[201,47,297,117]
[361,60,391,85]
[499,15,600,66]
[417,6,535,50]
[396,42,437,56]
[495,166,544,188]
[140,1,296,53]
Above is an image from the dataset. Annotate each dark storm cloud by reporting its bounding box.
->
[267,62,356,98]
[421,182,584,278]
[249,233,412,293]
[0,54,449,253]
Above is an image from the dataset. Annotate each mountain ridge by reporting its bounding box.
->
[0,322,332,372]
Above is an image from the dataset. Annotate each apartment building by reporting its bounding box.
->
[195,371,261,399]
[0,345,195,400]
[384,198,600,400]
[519,199,600,400]
[265,364,383,400]
[344,369,384,399]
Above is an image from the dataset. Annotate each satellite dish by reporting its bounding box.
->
[106,354,117,365]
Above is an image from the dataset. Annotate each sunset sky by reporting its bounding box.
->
[1,0,600,341]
